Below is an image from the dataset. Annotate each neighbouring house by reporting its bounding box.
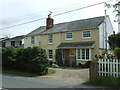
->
[2,35,24,48]
[0,37,9,47]
[24,14,113,66]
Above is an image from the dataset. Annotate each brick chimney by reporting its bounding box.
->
[46,14,54,30]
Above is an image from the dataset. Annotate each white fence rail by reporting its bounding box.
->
[98,59,120,77]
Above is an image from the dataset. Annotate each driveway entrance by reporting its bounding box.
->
[39,68,89,86]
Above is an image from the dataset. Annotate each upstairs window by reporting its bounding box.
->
[48,34,53,44]
[66,32,73,40]
[82,31,91,38]
[31,36,35,44]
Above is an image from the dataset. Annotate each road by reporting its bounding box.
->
[2,73,100,89]
[2,74,73,88]
[2,68,110,89]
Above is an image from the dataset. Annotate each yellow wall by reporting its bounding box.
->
[24,29,100,61]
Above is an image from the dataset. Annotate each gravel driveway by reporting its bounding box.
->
[38,68,89,86]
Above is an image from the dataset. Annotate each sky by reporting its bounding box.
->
[0,0,118,38]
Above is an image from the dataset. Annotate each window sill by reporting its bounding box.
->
[82,37,91,39]
[31,44,35,45]
[76,59,91,61]
[48,59,53,60]
[48,43,53,45]
[66,38,73,40]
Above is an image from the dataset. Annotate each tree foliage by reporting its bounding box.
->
[108,33,120,59]
[108,33,120,49]
[106,1,120,16]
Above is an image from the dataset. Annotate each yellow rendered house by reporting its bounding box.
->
[24,14,113,66]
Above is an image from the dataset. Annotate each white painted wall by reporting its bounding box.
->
[99,22,105,49]
[99,16,114,49]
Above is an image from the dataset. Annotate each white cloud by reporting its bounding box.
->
[0,0,118,37]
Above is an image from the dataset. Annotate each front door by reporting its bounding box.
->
[64,49,70,66]
[56,49,63,66]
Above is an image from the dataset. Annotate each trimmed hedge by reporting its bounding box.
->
[2,46,48,75]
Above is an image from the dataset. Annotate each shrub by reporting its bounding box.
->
[16,47,49,75]
[2,46,49,75]
[114,48,120,59]
[2,47,18,69]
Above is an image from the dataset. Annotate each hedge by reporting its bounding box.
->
[2,46,48,75]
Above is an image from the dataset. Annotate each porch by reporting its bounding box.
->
[56,41,95,67]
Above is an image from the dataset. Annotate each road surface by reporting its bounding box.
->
[2,74,74,88]
[2,68,110,89]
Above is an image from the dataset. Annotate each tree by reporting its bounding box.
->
[113,1,120,16]
[106,1,120,16]
[108,33,120,59]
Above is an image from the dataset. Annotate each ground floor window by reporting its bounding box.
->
[48,50,53,60]
[76,48,91,61]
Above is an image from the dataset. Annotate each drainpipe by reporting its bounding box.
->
[105,10,107,54]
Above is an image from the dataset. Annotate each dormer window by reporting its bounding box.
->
[66,32,73,40]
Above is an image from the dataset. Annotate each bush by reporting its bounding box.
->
[2,46,48,75]
[114,48,120,59]
[2,47,18,69]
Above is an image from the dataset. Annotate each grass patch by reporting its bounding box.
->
[85,76,120,88]
[48,69,56,74]
[2,69,38,77]
[2,68,56,77]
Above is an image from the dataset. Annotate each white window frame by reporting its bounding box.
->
[66,32,73,40]
[6,41,11,47]
[31,36,35,44]
[76,48,91,61]
[82,30,91,39]
[48,34,53,44]
[48,50,53,60]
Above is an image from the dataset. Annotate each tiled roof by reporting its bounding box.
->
[3,35,24,41]
[57,41,95,49]
[27,16,105,36]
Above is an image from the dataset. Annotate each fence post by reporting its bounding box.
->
[89,60,98,80]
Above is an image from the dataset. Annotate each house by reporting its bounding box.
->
[2,35,24,48]
[24,14,113,66]
[0,37,9,47]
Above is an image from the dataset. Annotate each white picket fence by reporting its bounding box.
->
[98,59,120,77]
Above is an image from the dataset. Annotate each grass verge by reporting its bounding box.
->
[2,69,38,77]
[2,68,56,77]
[85,76,120,88]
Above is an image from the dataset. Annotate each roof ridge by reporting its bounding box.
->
[27,16,105,36]
[54,16,105,25]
